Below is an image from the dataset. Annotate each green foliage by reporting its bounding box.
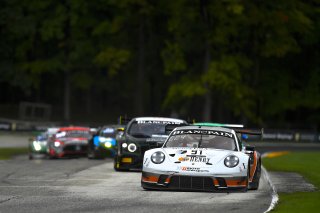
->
[263,152,320,212]
[0,0,319,125]
[0,148,29,160]
[94,48,131,76]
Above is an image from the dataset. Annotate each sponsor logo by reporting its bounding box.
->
[178,156,210,163]
[137,120,182,124]
[178,157,190,161]
[180,167,209,172]
[189,156,210,163]
[172,130,234,138]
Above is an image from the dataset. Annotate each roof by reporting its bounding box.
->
[134,117,186,123]
[58,126,90,131]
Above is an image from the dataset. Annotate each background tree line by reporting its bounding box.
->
[0,0,319,129]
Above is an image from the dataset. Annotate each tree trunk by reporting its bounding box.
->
[202,41,211,121]
[135,16,145,116]
[64,70,70,122]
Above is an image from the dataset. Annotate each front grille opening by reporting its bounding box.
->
[169,176,215,190]
[216,177,227,187]
[158,175,169,184]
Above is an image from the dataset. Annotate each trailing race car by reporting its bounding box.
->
[141,125,262,192]
[48,126,92,158]
[88,125,124,159]
[114,117,187,171]
[28,127,59,159]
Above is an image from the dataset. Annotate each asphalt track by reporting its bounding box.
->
[1,133,319,213]
[0,156,272,213]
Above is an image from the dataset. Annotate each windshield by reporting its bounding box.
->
[165,130,237,151]
[100,128,117,138]
[56,130,91,139]
[128,121,169,138]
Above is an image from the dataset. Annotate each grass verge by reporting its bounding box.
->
[263,152,320,212]
[0,147,29,160]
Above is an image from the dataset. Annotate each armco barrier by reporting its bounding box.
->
[0,118,59,132]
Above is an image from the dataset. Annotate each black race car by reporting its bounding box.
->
[87,125,124,159]
[114,117,187,171]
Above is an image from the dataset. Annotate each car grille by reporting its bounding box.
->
[169,176,215,190]
[63,144,87,152]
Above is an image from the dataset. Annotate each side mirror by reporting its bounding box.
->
[246,146,255,151]
[241,134,248,140]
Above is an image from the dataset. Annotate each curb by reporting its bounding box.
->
[261,152,279,213]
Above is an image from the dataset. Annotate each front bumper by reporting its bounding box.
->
[115,154,143,170]
[50,144,88,158]
[141,171,247,191]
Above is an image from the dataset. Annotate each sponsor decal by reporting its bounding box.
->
[178,157,190,162]
[180,167,209,172]
[189,156,210,163]
[172,130,234,138]
[178,156,210,163]
[137,120,182,124]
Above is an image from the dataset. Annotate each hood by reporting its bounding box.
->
[56,137,89,144]
[162,147,236,166]
[127,134,168,144]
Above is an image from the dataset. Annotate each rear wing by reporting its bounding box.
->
[193,122,244,128]
[165,123,188,134]
[234,128,263,135]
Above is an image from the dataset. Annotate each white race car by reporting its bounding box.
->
[141,125,261,192]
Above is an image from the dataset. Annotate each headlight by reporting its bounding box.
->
[33,141,42,151]
[122,143,128,148]
[104,142,112,148]
[54,141,62,147]
[127,143,137,152]
[151,151,165,164]
[224,155,239,168]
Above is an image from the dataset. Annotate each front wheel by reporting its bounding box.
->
[249,159,261,190]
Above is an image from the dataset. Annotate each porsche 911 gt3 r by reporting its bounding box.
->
[141,125,261,192]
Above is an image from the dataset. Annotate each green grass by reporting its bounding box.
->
[0,147,29,160]
[263,152,320,212]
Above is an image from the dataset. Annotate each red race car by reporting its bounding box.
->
[48,126,92,158]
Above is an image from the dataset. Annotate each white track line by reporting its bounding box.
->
[261,161,279,213]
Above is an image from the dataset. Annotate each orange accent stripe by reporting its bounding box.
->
[225,179,247,187]
[249,152,257,182]
[142,176,159,183]
[213,179,219,186]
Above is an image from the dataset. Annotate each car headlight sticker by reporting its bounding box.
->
[151,151,165,164]
[224,155,239,168]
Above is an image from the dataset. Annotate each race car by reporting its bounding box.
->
[114,117,187,171]
[48,126,92,158]
[87,125,124,159]
[141,125,262,192]
[28,127,59,159]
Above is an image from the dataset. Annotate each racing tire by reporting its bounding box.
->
[87,149,96,159]
[249,159,261,190]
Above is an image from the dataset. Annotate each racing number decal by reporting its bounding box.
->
[191,150,203,155]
